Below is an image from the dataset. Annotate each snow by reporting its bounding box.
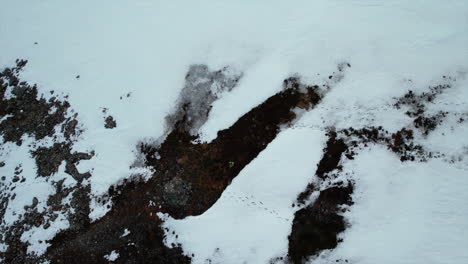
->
[197,0,468,141]
[20,213,70,256]
[1,0,468,263]
[162,128,326,264]
[313,146,468,264]
[0,136,75,255]
[89,197,113,222]
[0,137,75,226]
[0,136,75,254]
[120,228,130,238]
[104,250,119,262]
[2,0,467,194]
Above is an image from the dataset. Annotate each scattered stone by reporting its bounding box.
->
[394,80,454,135]
[0,60,93,263]
[0,60,77,145]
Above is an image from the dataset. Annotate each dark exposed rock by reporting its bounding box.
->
[0,179,94,263]
[394,80,453,135]
[1,205,46,264]
[0,195,9,223]
[289,128,354,263]
[288,185,353,264]
[68,185,91,232]
[46,70,330,263]
[2,61,360,263]
[0,60,75,145]
[31,143,93,181]
[144,77,322,218]
[165,64,242,135]
[104,116,117,129]
[296,131,348,206]
[163,177,192,208]
[0,60,93,263]
[288,124,437,263]
[31,197,38,208]
[413,112,446,135]
[32,143,71,177]
[62,118,79,139]
[315,131,348,180]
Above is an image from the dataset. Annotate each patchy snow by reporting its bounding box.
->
[0,135,77,255]
[159,1,468,262]
[0,138,52,225]
[162,128,326,263]
[20,213,70,256]
[1,0,468,263]
[197,0,468,142]
[103,250,119,262]
[0,136,77,224]
[120,228,130,238]
[313,146,468,264]
[89,197,113,222]
[2,0,467,191]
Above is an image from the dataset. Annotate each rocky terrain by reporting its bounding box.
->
[1,1,467,263]
[1,58,466,263]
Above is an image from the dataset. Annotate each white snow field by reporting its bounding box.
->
[1,0,468,263]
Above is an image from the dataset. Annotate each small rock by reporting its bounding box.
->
[104,116,117,129]
[32,197,38,207]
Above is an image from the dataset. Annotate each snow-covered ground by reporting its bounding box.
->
[1,0,467,263]
[162,128,326,264]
